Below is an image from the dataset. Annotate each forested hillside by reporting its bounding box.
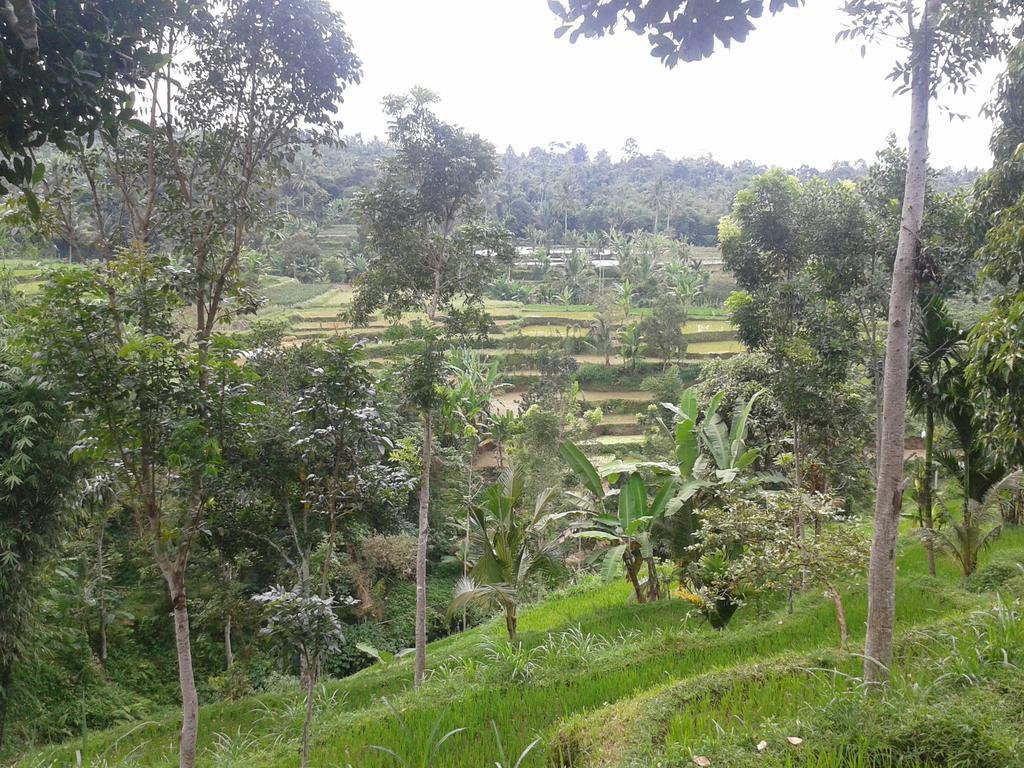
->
[2,2,1024,768]
[279,136,980,246]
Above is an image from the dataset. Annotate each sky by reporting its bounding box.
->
[334,1,1003,170]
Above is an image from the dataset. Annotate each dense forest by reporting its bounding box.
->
[2,2,1024,768]
[275,135,981,245]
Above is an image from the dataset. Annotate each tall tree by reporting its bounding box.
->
[721,171,869,497]
[550,0,1021,687]
[969,41,1024,474]
[29,2,361,762]
[842,0,1014,684]
[350,89,513,686]
[0,0,173,204]
[0,346,75,747]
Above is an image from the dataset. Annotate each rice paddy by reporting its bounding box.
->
[23,529,1024,768]
[243,278,743,459]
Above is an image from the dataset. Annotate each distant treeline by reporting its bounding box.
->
[282,135,981,247]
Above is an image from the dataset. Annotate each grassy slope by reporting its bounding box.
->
[22,529,1024,768]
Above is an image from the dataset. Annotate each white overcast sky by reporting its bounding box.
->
[333,1,1003,170]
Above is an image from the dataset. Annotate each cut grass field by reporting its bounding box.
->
[21,528,1024,768]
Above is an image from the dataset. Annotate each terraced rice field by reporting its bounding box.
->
[251,278,742,458]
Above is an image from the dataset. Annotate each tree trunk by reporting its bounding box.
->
[224,615,234,670]
[99,618,108,667]
[624,545,646,603]
[874,357,884,481]
[826,583,849,650]
[97,524,108,665]
[646,556,661,601]
[794,423,806,589]
[163,567,199,768]
[922,406,936,577]
[0,661,11,749]
[300,658,316,768]
[463,445,473,633]
[864,0,936,686]
[414,411,433,687]
[505,605,517,642]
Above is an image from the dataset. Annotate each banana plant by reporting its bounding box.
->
[654,387,771,595]
[560,442,673,603]
[663,387,762,483]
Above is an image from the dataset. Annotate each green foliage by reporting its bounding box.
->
[964,558,1024,593]
[638,294,688,368]
[641,366,687,413]
[968,292,1024,468]
[350,90,513,325]
[550,0,799,66]
[449,468,564,639]
[0,353,75,741]
[0,0,176,197]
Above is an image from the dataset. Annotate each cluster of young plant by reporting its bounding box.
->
[556,384,876,646]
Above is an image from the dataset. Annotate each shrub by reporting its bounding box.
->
[641,365,686,408]
[964,559,1023,592]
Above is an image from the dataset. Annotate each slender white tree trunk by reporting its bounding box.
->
[300,664,315,768]
[163,567,199,768]
[864,0,937,685]
[414,411,433,686]
[224,616,234,669]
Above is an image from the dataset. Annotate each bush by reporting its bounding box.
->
[642,365,687,407]
[322,256,347,282]
[964,559,1023,592]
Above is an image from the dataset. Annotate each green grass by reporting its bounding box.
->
[23,527,1023,768]
[687,340,745,355]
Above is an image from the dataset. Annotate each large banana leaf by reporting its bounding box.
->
[705,390,726,425]
[560,440,604,499]
[728,389,763,459]
[678,388,699,424]
[735,447,759,470]
[667,478,709,514]
[650,480,675,520]
[618,473,649,532]
[601,544,627,581]
[674,419,698,478]
[702,415,731,470]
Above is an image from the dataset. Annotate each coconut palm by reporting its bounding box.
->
[586,312,618,366]
[448,468,563,640]
[618,323,644,371]
[558,248,594,303]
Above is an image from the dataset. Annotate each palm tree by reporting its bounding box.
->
[907,294,962,576]
[586,312,618,366]
[914,310,1019,576]
[559,248,594,303]
[925,471,1023,577]
[344,254,370,282]
[449,468,563,640]
[618,323,644,371]
[621,233,667,306]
